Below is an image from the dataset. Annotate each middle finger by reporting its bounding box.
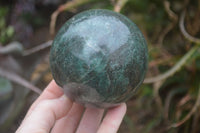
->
[76,107,104,133]
[51,102,84,133]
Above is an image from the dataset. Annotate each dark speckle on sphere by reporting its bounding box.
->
[50,9,148,108]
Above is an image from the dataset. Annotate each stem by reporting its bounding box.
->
[0,67,42,94]
[144,46,199,83]
[179,10,200,44]
[169,85,200,128]
[50,0,95,35]
[23,40,52,56]
[114,0,128,12]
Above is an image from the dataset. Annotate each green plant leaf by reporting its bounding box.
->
[6,26,14,38]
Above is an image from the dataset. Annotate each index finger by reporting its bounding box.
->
[26,80,64,117]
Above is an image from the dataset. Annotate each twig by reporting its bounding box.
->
[50,0,94,36]
[179,10,200,44]
[144,9,200,83]
[23,40,52,56]
[153,81,164,112]
[169,85,200,128]
[157,1,178,45]
[164,88,186,122]
[0,42,23,55]
[191,110,200,133]
[157,23,174,45]
[0,67,42,94]
[164,90,177,121]
[164,1,178,21]
[0,40,52,56]
[177,94,191,108]
[114,0,128,13]
[144,46,198,83]
[148,56,172,67]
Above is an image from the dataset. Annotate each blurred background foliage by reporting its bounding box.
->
[0,0,200,133]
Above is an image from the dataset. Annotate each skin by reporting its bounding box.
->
[16,80,127,133]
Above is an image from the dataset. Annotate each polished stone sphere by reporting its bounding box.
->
[50,9,148,108]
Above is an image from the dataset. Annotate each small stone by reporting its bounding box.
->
[50,9,148,108]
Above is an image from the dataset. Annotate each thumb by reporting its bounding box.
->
[16,95,73,133]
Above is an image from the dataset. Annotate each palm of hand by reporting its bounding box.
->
[16,80,126,133]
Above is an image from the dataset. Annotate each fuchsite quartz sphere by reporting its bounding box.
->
[50,9,148,108]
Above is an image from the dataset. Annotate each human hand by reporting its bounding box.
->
[16,80,127,133]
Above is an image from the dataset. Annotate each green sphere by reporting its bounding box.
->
[50,9,148,108]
